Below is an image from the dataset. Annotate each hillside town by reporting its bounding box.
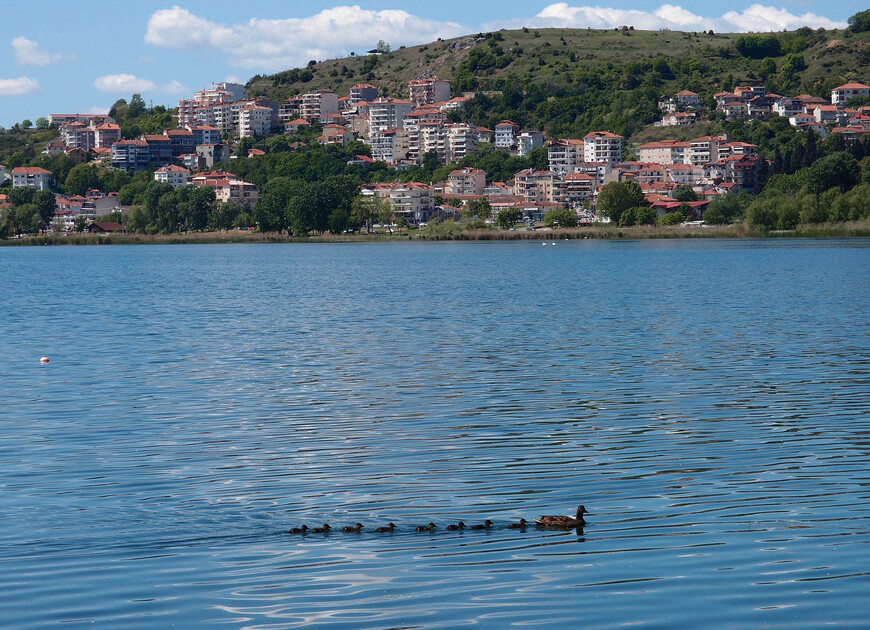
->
[2,75,870,232]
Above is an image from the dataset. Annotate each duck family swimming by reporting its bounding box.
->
[287,506,587,535]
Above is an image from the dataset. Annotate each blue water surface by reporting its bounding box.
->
[0,239,868,628]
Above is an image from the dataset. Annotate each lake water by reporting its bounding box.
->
[1,239,868,628]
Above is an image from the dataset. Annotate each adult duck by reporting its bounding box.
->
[341,523,364,533]
[535,505,587,528]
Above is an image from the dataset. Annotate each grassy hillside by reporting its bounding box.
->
[247,26,870,107]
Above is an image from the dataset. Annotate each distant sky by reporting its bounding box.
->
[0,0,861,127]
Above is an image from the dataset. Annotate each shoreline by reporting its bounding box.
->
[2,221,869,246]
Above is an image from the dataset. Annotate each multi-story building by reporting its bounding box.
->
[408,78,451,107]
[154,164,190,189]
[637,140,690,165]
[111,139,150,173]
[142,134,173,166]
[278,97,304,123]
[445,123,477,163]
[188,125,222,146]
[583,131,623,166]
[368,128,409,164]
[239,105,273,138]
[447,168,486,196]
[494,120,520,150]
[368,97,413,133]
[517,131,544,157]
[547,139,584,174]
[675,90,701,107]
[688,135,726,166]
[772,97,804,118]
[831,82,870,106]
[93,122,121,148]
[12,166,52,190]
[165,129,196,157]
[349,83,379,104]
[62,122,95,151]
[301,90,339,123]
[389,182,434,223]
[561,173,596,204]
[513,169,559,204]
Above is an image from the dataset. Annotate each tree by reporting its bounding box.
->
[376,40,392,53]
[21,119,33,130]
[377,199,396,233]
[350,195,378,234]
[73,215,88,232]
[495,208,523,229]
[673,185,698,202]
[848,9,870,33]
[596,180,644,224]
[209,200,242,232]
[463,197,492,220]
[35,117,49,130]
[657,211,684,226]
[33,189,56,226]
[65,163,100,196]
[543,208,578,228]
[805,152,859,195]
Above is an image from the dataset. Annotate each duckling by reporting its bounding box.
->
[535,505,587,528]
[446,521,466,531]
[414,522,437,532]
[374,522,396,533]
[311,524,331,533]
[508,518,528,529]
[341,522,364,533]
[469,519,493,530]
[288,525,309,534]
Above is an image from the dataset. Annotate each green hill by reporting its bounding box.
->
[247,26,869,140]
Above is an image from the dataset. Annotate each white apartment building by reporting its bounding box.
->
[446,123,477,163]
[239,105,273,138]
[831,82,870,106]
[517,131,544,157]
[688,136,727,166]
[495,120,520,149]
[583,131,623,166]
[153,164,190,189]
[368,98,413,133]
[12,166,52,190]
[368,129,409,164]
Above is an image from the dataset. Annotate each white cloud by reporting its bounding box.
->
[145,5,466,70]
[0,76,41,96]
[94,74,189,94]
[12,36,75,66]
[498,3,845,32]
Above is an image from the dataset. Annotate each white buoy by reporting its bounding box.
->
[40,355,50,364]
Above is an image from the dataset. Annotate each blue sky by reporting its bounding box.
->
[0,1,861,127]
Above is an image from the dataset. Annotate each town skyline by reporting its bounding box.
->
[0,1,855,127]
